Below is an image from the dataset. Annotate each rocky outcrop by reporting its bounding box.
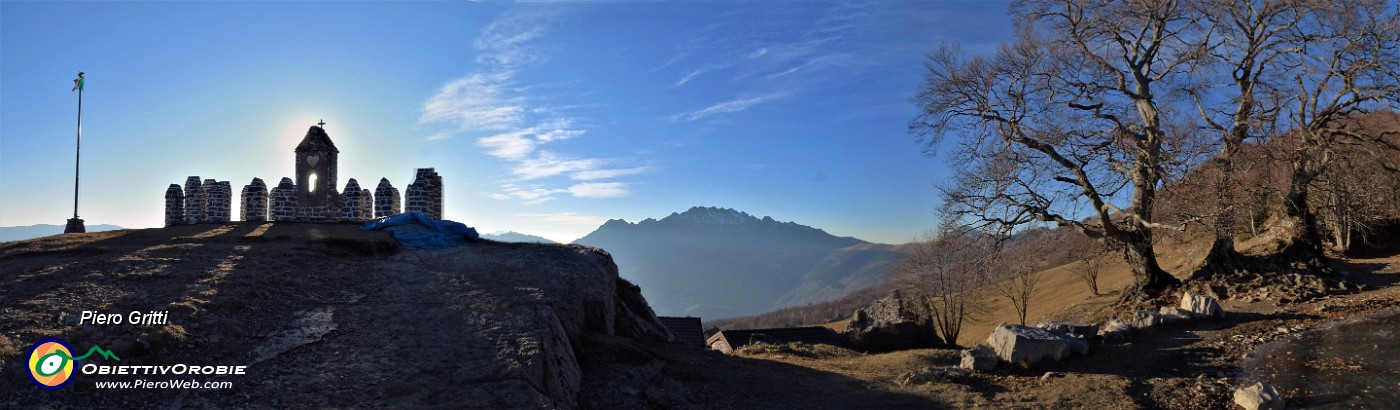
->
[844,290,941,352]
[960,345,997,372]
[1233,382,1284,410]
[986,323,1085,365]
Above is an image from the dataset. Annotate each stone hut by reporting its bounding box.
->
[294,125,340,221]
[241,178,269,222]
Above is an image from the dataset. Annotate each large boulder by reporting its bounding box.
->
[844,290,942,352]
[1233,382,1284,410]
[1181,292,1227,318]
[986,323,1082,365]
[960,345,997,372]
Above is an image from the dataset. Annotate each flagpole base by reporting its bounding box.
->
[64,217,86,234]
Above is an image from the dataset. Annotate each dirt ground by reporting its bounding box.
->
[701,249,1400,409]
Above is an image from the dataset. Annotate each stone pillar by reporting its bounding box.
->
[183,176,203,225]
[165,184,185,227]
[359,189,373,220]
[241,178,269,222]
[271,177,298,221]
[204,180,232,223]
[374,178,401,218]
[405,168,443,219]
[341,179,364,221]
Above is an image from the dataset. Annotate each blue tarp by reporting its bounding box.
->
[359,211,479,249]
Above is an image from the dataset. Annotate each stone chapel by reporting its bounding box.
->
[165,123,444,226]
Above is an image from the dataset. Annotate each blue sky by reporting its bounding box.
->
[1,1,1013,243]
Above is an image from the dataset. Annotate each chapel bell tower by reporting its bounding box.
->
[295,122,339,206]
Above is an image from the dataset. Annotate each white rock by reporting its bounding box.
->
[1098,319,1132,339]
[1133,310,1162,328]
[986,323,1077,365]
[1181,292,1227,318]
[960,345,997,372]
[1233,382,1284,410]
[1159,306,1193,323]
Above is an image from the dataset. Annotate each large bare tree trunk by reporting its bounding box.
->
[1119,229,1179,300]
[1277,171,1330,270]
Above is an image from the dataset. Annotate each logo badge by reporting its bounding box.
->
[27,338,76,390]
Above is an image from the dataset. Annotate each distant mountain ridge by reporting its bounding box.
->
[482,231,556,243]
[573,206,904,319]
[0,224,124,242]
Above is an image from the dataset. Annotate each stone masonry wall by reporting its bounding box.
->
[241,178,269,222]
[298,188,342,222]
[405,168,443,219]
[271,177,298,221]
[374,178,401,218]
[165,184,185,227]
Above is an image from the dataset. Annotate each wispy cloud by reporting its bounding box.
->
[661,1,879,121]
[568,182,630,198]
[673,92,788,122]
[512,152,603,180]
[671,63,728,87]
[420,72,523,131]
[570,166,650,181]
[419,9,648,204]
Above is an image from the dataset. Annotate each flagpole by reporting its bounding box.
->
[74,77,82,218]
[64,71,86,234]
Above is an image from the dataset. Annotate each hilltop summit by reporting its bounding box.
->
[0,224,672,408]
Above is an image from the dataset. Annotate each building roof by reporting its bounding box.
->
[657,316,705,347]
[295,125,340,153]
[706,326,842,349]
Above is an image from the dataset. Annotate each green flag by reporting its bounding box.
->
[72,74,84,92]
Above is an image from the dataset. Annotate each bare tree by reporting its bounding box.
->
[1071,239,1111,295]
[1184,0,1303,271]
[912,0,1206,300]
[896,233,992,346]
[991,248,1044,326]
[1310,112,1400,252]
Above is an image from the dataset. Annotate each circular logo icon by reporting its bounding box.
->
[28,338,76,390]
